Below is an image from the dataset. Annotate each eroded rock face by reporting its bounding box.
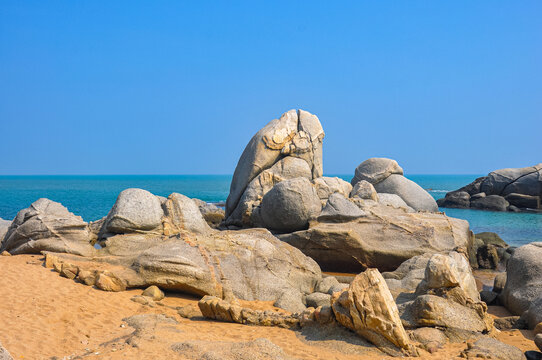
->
[225,109,324,225]
[258,177,321,233]
[331,269,415,356]
[350,180,378,202]
[502,242,542,315]
[0,198,94,256]
[104,188,164,234]
[192,199,225,229]
[280,203,472,273]
[313,176,352,205]
[351,158,403,186]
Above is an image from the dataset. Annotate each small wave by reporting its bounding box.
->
[426,189,449,193]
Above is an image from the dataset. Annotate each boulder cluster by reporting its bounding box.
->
[438,164,542,212]
[1,109,540,357]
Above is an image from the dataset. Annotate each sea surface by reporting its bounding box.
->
[0,175,540,247]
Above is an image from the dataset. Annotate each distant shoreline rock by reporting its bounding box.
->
[437,164,542,213]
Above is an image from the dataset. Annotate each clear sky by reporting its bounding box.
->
[1,1,540,175]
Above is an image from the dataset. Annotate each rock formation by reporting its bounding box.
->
[438,163,542,212]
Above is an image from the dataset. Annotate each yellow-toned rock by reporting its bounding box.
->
[95,272,126,292]
[142,285,164,301]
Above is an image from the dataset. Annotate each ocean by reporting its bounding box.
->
[0,175,540,247]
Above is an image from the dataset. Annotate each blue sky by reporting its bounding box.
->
[1,1,540,175]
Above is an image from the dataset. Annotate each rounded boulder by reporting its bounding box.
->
[260,177,321,233]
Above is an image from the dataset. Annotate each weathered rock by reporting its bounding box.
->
[225,109,324,220]
[225,157,312,227]
[505,193,540,209]
[95,271,126,292]
[502,242,542,315]
[317,193,366,222]
[457,177,486,196]
[481,163,542,197]
[316,276,340,294]
[480,290,498,305]
[280,204,472,273]
[0,218,11,244]
[477,244,500,269]
[461,336,526,360]
[493,316,525,330]
[417,252,480,302]
[142,285,165,301]
[383,253,432,298]
[536,334,542,352]
[471,195,509,212]
[351,158,404,186]
[535,322,542,336]
[305,292,331,308]
[331,269,415,355]
[475,232,509,248]
[60,263,79,280]
[0,198,94,256]
[192,198,225,229]
[328,283,349,295]
[1,251,10,256]
[0,340,13,360]
[313,176,352,204]
[77,270,97,286]
[350,180,378,202]
[377,193,413,211]
[524,296,542,329]
[471,192,486,200]
[104,188,163,234]
[273,289,306,313]
[374,174,438,212]
[259,177,321,232]
[407,294,491,333]
[437,191,470,208]
[162,193,211,235]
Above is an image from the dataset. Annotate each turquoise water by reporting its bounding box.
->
[0,175,540,247]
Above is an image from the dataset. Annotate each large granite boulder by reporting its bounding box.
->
[439,164,542,212]
[523,296,542,329]
[224,157,312,227]
[103,188,164,234]
[312,176,352,205]
[279,203,473,273]
[461,337,526,360]
[351,158,403,186]
[258,177,321,233]
[0,198,94,256]
[436,191,470,208]
[350,180,378,202]
[373,174,438,212]
[0,218,11,243]
[331,269,415,356]
[162,193,211,235]
[502,242,542,315]
[225,109,324,224]
[481,163,542,196]
[377,193,413,211]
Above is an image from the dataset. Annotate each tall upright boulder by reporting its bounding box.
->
[224,109,324,227]
[1,198,94,256]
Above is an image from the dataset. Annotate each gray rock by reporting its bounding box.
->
[316,276,340,294]
[312,176,352,205]
[456,177,485,196]
[462,337,526,360]
[410,327,447,352]
[273,289,307,313]
[480,290,498,305]
[0,340,13,360]
[0,198,94,256]
[374,174,438,212]
[481,163,542,196]
[225,156,312,227]
[524,296,542,329]
[328,283,349,295]
[505,193,540,209]
[471,192,486,200]
[437,191,470,208]
[351,158,403,186]
[280,204,472,273]
[475,232,509,248]
[225,109,324,219]
[502,242,542,315]
[104,188,164,234]
[535,333,542,352]
[350,180,378,201]
[259,177,321,232]
[305,292,331,308]
[317,193,365,222]
[377,193,413,211]
[0,218,11,244]
[383,253,432,298]
[471,195,510,212]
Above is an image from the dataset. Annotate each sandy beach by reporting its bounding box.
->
[0,254,537,360]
